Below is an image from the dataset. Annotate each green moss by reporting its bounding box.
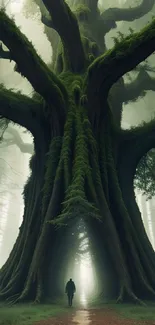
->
[91,42,99,57]
[42,137,62,216]
[31,92,44,103]
[59,72,83,91]
[86,17,155,81]
[74,4,91,21]
[0,9,67,109]
[59,103,75,190]
[48,106,101,227]
[82,36,90,53]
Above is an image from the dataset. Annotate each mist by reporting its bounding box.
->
[0,0,155,305]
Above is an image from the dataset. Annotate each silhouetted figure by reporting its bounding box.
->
[65,278,76,306]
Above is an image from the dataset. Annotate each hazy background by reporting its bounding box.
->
[0,0,155,302]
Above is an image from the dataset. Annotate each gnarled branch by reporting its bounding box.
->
[119,120,155,180]
[42,0,86,72]
[86,18,155,116]
[0,10,67,115]
[0,126,34,154]
[122,70,155,103]
[100,0,154,34]
[0,86,42,135]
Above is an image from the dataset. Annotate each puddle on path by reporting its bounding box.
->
[72,310,90,325]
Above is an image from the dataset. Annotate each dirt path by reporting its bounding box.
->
[35,308,155,325]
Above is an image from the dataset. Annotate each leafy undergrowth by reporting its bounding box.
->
[0,303,68,325]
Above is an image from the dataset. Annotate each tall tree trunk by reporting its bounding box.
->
[148,199,155,249]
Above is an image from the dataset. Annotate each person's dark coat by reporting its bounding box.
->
[65,279,76,295]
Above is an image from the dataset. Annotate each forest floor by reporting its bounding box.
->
[34,305,155,325]
[0,303,67,325]
[0,300,155,325]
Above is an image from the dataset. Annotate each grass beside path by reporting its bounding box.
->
[0,303,68,325]
[89,298,155,321]
[113,302,155,321]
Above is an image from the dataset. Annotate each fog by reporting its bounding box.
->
[63,220,96,305]
[0,0,155,303]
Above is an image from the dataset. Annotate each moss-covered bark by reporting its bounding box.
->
[1,0,155,304]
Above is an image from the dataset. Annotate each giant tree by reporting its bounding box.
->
[1,0,155,304]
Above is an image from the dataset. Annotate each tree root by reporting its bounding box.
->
[117,286,146,306]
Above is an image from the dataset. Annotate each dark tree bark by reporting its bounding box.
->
[0,0,155,304]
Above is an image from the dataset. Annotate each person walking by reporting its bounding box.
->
[65,278,76,306]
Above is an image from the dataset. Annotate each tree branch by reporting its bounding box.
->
[0,86,42,135]
[42,0,86,72]
[122,70,155,103]
[34,0,55,29]
[0,10,67,115]
[32,0,60,71]
[119,120,155,179]
[100,0,154,34]
[0,126,34,154]
[41,14,54,28]
[86,19,155,113]
[0,43,11,60]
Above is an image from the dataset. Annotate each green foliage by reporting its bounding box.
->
[135,149,155,199]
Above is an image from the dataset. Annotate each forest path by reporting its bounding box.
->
[34,307,155,325]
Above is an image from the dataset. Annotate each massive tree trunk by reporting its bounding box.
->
[1,0,155,304]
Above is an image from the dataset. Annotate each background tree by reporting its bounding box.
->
[0,126,34,154]
[135,149,155,199]
[1,0,155,304]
